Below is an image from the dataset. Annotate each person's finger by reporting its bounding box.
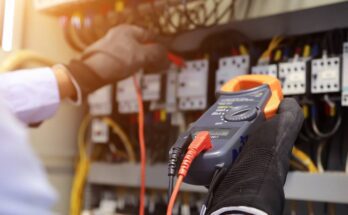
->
[141,43,170,71]
[277,98,302,115]
[127,25,156,43]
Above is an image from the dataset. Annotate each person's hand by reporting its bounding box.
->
[64,24,169,98]
[83,24,169,81]
[206,98,304,215]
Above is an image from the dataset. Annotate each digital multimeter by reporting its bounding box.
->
[173,75,283,186]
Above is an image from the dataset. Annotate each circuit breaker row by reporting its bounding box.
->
[252,42,348,105]
[89,42,348,117]
[252,57,341,95]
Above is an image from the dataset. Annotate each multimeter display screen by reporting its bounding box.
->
[193,128,237,139]
[208,129,230,137]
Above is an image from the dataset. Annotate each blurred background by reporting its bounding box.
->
[2,0,348,214]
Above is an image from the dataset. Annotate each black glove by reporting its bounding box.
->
[66,24,169,97]
[206,98,304,215]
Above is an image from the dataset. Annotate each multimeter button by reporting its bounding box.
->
[224,108,257,122]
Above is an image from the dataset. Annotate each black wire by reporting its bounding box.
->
[203,0,222,26]
[163,0,181,32]
[181,0,204,27]
[244,0,252,19]
[204,167,227,210]
[216,0,235,23]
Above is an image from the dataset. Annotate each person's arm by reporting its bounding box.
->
[0,24,168,125]
[0,95,57,214]
[52,65,77,100]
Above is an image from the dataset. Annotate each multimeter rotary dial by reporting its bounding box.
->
[224,107,258,122]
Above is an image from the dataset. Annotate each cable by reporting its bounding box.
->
[167,131,212,215]
[316,141,326,172]
[290,160,307,171]
[182,0,203,27]
[345,152,348,173]
[203,0,222,26]
[167,132,192,201]
[71,13,93,46]
[292,146,318,173]
[167,175,184,215]
[59,16,84,52]
[0,50,57,73]
[133,75,146,215]
[311,105,341,139]
[258,36,283,64]
[102,117,136,163]
[70,115,92,215]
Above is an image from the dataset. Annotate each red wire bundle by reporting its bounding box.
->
[133,75,146,215]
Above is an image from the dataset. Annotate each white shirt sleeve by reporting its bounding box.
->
[0,68,60,124]
[0,95,57,214]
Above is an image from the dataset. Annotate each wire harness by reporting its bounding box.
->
[167,131,212,215]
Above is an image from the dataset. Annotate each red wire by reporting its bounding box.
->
[167,131,212,215]
[167,175,184,215]
[133,75,146,215]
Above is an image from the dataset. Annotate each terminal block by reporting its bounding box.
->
[142,74,161,101]
[215,55,249,91]
[342,43,348,106]
[251,64,277,77]
[88,85,113,116]
[91,118,109,143]
[278,62,307,95]
[311,57,341,94]
[177,60,209,111]
[116,76,139,114]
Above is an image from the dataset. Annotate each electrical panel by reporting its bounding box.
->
[142,74,161,101]
[342,43,348,106]
[215,55,249,91]
[311,57,341,94]
[251,64,277,77]
[165,66,179,113]
[116,76,139,114]
[91,118,109,143]
[278,62,307,95]
[88,85,113,116]
[177,60,209,111]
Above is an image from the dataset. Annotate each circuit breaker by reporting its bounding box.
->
[251,64,277,77]
[311,57,341,94]
[177,60,209,111]
[278,62,307,95]
[91,118,109,143]
[116,76,139,114]
[142,74,161,101]
[342,43,348,106]
[88,85,113,116]
[215,55,249,91]
[165,66,179,113]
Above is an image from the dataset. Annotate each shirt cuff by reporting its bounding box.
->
[0,67,60,124]
[209,206,268,215]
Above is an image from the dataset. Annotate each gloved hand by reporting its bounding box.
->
[206,98,304,215]
[66,24,169,97]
